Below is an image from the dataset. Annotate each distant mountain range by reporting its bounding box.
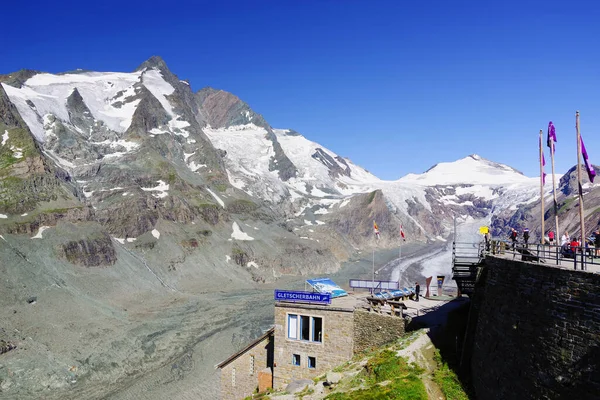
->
[1,56,599,399]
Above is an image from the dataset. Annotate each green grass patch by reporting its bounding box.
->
[326,348,427,400]
[325,373,427,400]
[214,183,228,192]
[432,350,469,400]
[228,199,258,213]
[0,127,38,171]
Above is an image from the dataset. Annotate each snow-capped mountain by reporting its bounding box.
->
[4,56,600,400]
[1,56,598,278]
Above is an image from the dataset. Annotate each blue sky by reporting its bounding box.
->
[2,0,600,180]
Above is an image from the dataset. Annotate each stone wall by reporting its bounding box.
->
[273,303,354,389]
[353,310,405,354]
[219,334,273,400]
[469,256,600,400]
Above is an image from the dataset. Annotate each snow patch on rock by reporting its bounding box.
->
[231,222,254,241]
[207,188,225,208]
[141,180,169,199]
[31,226,50,239]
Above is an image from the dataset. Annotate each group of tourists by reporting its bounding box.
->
[504,227,600,258]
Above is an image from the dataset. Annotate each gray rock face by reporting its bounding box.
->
[285,379,314,394]
[326,371,343,384]
[0,69,40,89]
[196,87,269,129]
[265,128,297,181]
[126,85,171,134]
[0,84,27,128]
[312,148,351,179]
[61,232,117,267]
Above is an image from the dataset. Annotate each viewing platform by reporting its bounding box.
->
[452,240,600,295]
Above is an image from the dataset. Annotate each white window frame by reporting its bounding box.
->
[286,312,324,344]
[288,314,298,339]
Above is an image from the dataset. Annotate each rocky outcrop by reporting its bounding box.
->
[196,88,269,129]
[311,148,351,179]
[1,206,94,234]
[0,69,39,89]
[0,84,27,128]
[328,190,401,247]
[125,86,171,135]
[60,232,117,267]
[265,128,297,181]
[0,340,17,355]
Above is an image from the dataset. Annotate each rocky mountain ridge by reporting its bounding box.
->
[2,56,600,399]
[2,57,599,277]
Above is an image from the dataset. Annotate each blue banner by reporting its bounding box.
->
[274,290,331,304]
[306,278,348,298]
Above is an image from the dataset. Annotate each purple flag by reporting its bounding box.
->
[581,136,596,183]
[542,153,547,185]
[539,135,546,185]
[547,122,557,152]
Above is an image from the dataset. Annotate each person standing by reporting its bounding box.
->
[548,231,555,245]
[510,228,518,250]
[595,230,600,257]
[415,282,420,302]
[523,228,530,248]
[561,231,570,246]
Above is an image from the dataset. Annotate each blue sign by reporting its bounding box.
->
[306,278,348,298]
[274,290,331,304]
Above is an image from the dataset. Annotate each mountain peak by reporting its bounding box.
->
[401,154,528,185]
[135,56,170,73]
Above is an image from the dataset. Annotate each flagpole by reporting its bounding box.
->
[372,247,375,293]
[549,124,560,244]
[576,111,585,259]
[539,129,545,244]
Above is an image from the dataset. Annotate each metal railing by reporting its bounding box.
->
[452,241,485,265]
[484,239,600,272]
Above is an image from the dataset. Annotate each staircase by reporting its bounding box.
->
[452,241,484,295]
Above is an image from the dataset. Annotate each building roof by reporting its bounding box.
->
[216,327,274,369]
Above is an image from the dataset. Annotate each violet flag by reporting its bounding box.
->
[540,135,547,185]
[581,136,596,183]
[547,121,557,152]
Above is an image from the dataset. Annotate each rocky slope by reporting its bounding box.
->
[1,56,599,399]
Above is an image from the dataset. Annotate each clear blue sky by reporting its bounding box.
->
[3,0,600,180]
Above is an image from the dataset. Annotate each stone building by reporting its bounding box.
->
[216,327,274,400]
[217,294,405,397]
[273,294,405,389]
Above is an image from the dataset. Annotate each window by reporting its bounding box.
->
[288,314,298,339]
[312,317,322,343]
[308,356,316,369]
[250,355,255,375]
[232,368,236,387]
[292,354,301,366]
[287,313,324,343]
[300,316,310,341]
